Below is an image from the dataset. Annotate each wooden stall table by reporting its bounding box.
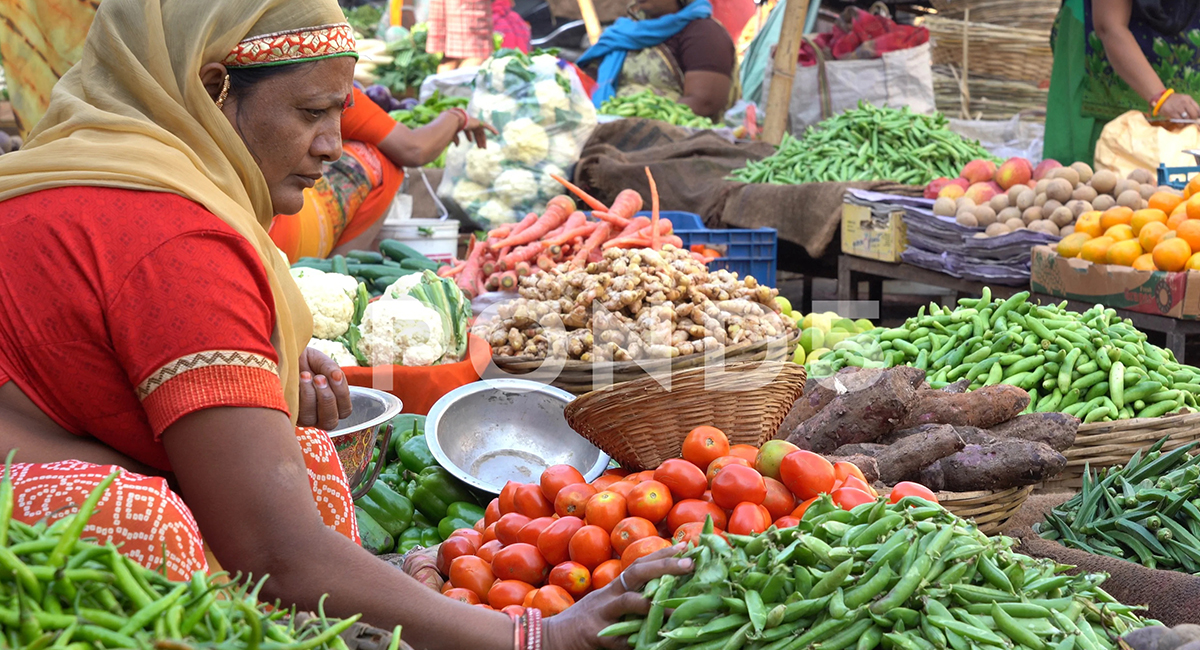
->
[837,255,1026,304]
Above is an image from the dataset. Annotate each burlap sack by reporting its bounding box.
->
[1003,493,1200,626]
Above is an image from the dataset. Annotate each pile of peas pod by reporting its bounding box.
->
[808,290,1200,423]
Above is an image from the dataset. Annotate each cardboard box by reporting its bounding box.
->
[841,203,907,263]
[1030,246,1200,319]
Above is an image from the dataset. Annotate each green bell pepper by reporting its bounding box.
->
[357,481,414,538]
[388,415,426,462]
[413,512,433,528]
[396,527,424,553]
[421,526,442,546]
[398,435,438,473]
[356,506,394,555]
[411,467,477,522]
[447,501,486,524]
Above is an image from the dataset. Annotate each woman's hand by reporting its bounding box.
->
[454,118,499,149]
[297,346,353,430]
[1159,92,1200,121]
[544,545,694,650]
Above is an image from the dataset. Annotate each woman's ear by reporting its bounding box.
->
[199,62,230,103]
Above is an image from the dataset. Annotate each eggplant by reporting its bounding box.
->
[364,84,394,111]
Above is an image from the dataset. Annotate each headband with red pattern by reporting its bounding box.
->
[223,23,358,69]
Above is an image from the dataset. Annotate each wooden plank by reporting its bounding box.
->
[577,0,603,48]
[838,255,1024,301]
[761,0,810,145]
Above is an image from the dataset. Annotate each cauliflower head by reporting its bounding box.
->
[486,57,514,92]
[465,146,505,185]
[451,179,488,207]
[547,132,578,167]
[534,79,570,121]
[531,54,561,77]
[290,268,356,339]
[358,297,448,367]
[494,168,539,205]
[474,93,519,121]
[502,118,550,165]
[477,199,516,225]
[539,166,565,198]
[382,274,425,300]
[307,338,359,367]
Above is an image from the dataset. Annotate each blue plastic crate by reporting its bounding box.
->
[1157,163,1200,190]
[640,211,778,287]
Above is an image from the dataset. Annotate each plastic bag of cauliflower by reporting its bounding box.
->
[437,48,597,228]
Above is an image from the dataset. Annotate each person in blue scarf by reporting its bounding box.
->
[577,0,737,119]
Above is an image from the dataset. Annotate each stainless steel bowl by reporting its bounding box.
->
[426,380,609,494]
[329,387,403,499]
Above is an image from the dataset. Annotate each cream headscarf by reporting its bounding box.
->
[0,0,355,422]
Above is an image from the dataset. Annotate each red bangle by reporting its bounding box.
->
[449,107,469,131]
[507,611,523,650]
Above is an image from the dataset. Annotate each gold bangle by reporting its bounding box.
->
[1154,88,1176,117]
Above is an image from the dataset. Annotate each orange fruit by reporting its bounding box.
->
[1100,207,1134,231]
[1105,224,1135,242]
[1106,239,1143,266]
[1075,212,1103,238]
[1140,221,1171,252]
[1188,252,1200,271]
[1133,253,1157,271]
[1149,192,1184,215]
[1187,194,1200,221]
[1056,232,1093,258]
[1131,209,1168,235]
[1187,175,1200,199]
[1154,237,1193,272]
[1176,219,1200,252]
[1169,205,1190,229]
[1080,236,1116,264]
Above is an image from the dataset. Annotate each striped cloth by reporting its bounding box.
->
[426,0,495,59]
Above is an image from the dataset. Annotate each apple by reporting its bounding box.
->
[755,440,801,480]
[995,157,1033,189]
[961,159,997,184]
[925,177,956,200]
[1033,158,1063,181]
[964,182,998,205]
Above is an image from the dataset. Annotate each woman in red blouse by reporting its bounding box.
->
[0,0,689,648]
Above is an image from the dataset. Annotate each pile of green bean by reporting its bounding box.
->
[1039,438,1200,573]
[729,102,997,186]
[0,462,393,649]
[600,496,1150,650]
[598,91,715,128]
[809,290,1200,422]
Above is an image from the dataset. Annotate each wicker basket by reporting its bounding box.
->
[564,362,807,470]
[928,0,1060,32]
[938,485,1034,535]
[934,66,1047,121]
[1040,411,1200,491]
[491,330,801,396]
[925,15,1053,87]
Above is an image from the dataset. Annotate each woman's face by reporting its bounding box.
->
[210,57,356,215]
[635,0,682,18]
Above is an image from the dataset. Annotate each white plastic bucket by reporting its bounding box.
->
[377,218,460,262]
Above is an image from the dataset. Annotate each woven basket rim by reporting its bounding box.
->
[936,485,1034,501]
[1077,410,1200,434]
[565,360,807,408]
[492,330,800,371]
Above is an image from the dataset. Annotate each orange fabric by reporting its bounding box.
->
[335,145,404,246]
[344,87,402,146]
[9,426,360,581]
[142,364,286,438]
[342,334,490,414]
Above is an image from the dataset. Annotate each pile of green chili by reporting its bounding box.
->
[1040,438,1200,573]
[730,102,997,186]
[0,458,395,649]
[601,495,1151,650]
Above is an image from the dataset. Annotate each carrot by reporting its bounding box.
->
[438,263,465,278]
[663,234,684,248]
[499,242,546,270]
[482,260,496,277]
[486,223,514,240]
[485,274,501,292]
[573,222,612,265]
[546,222,597,247]
[602,235,652,250]
[515,261,532,277]
[645,168,660,250]
[491,198,573,250]
[509,213,538,238]
[543,211,587,241]
[499,271,519,290]
[536,255,555,271]
[456,235,485,298]
[608,189,644,224]
[615,216,651,239]
[549,173,610,213]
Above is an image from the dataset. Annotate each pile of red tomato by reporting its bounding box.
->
[434,426,937,616]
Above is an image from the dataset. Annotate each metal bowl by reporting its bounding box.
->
[329,387,403,499]
[426,380,609,494]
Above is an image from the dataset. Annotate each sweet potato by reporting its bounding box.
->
[832,443,889,458]
[896,384,1030,430]
[828,454,880,484]
[876,424,965,485]
[987,412,1079,452]
[925,439,1067,491]
[918,463,945,492]
[785,366,921,452]
[940,379,971,393]
[782,368,887,431]
[878,424,940,446]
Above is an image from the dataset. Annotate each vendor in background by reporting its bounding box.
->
[576,0,737,120]
[1044,0,1200,166]
[0,1,690,648]
[426,0,495,72]
[269,87,495,263]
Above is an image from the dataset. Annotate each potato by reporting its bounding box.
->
[998,207,1022,223]
[985,222,1011,237]
[956,197,976,210]
[1042,199,1063,215]
[1035,179,1051,195]
[1022,206,1043,225]
[1072,185,1098,202]
[1035,193,1049,207]
[973,205,998,226]
[989,194,1010,212]
[1016,189,1036,210]
[1030,219,1060,236]
[1004,218,1025,231]
[956,212,979,227]
[1140,184,1157,200]
[1060,225,1075,236]
[1070,161,1094,183]
[1054,167,1081,187]
[1065,199,1092,217]
[1093,194,1116,211]
[1090,169,1118,194]
[1114,178,1140,197]
[933,197,957,217]
[1050,206,1075,227]
[1046,178,1073,203]
[1007,185,1026,203]
[1117,189,1142,209]
[972,233,989,239]
[1128,168,1155,185]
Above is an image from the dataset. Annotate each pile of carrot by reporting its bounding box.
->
[438,168,702,297]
